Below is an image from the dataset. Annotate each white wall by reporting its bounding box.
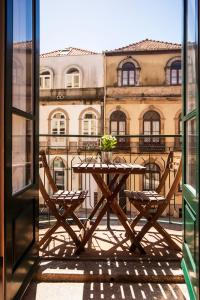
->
[39,104,101,136]
[40,54,104,89]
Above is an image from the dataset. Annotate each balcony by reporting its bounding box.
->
[22,134,188,300]
[40,87,104,102]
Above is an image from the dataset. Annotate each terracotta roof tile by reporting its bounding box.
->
[13,41,33,49]
[106,39,181,53]
[41,47,97,58]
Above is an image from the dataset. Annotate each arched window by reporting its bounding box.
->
[118,62,135,86]
[82,112,97,136]
[143,111,161,144]
[170,60,181,85]
[40,70,51,89]
[110,111,128,148]
[65,68,80,88]
[52,157,65,190]
[143,163,160,191]
[51,112,66,135]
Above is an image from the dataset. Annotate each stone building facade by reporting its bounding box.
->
[39,40,182,217]
[104,39,182,216]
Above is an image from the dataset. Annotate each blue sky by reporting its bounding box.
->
[40,0,182,53]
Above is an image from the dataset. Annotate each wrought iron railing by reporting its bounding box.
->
[39,134,182,229]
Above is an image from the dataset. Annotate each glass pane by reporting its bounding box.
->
[171,69,177,84]
[186,0,197,113]
[45,77,50,89]
[12,0,33,113]
[186,118,196,189]
[119,121,125,134]
[122,71,128,85]
[66,74,72,88]
[74,75,80,87]
[12,115,33,193]
[111,121,117,135]
[129,70,135,85]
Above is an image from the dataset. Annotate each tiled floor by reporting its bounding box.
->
[22,222,189,300]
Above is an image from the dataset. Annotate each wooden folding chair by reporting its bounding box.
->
[125,153,182,252]
[39,150,87,248]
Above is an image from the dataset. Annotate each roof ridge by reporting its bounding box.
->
[40,46,97,57]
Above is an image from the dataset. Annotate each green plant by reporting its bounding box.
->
[100,135,117,151]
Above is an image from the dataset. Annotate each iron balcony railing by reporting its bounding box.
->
[39,134,182,229]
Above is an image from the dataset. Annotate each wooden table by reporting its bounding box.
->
[72,162,146,254]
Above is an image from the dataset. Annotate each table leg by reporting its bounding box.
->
[87,174,119,220]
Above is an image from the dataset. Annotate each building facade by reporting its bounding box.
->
[104,39,182,216]
[39,40,182,216]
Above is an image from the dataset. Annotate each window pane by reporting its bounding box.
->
[144,121,151,143]
[73,75,80,87]
[119,121,125,134]
[186,0,197,113]
[44,77,50,88]
[122,71,128,85]
[12,115,33,193]
[91,120,96,135]
[111,121,117,135]
[12,0,33,113]
[129,70,135,85]
[186,118,196,189]
[171,69,177,84]
[66,74,72,88]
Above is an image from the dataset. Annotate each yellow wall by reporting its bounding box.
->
[105,52,181,86]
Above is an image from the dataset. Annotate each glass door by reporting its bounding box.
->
[4,0,39,299]
[182,0,199,298]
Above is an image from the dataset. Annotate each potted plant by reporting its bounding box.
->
[100,135,117,163]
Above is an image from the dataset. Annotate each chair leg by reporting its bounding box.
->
[71,211,85,230]
[129,203,181,252]
[130,219,155,252]
[153,221,181,251]
[39,222,60,247]
[61,220,81,247]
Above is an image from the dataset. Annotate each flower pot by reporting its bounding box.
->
[101,151,112,163]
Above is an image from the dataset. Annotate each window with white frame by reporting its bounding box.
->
[40,70,51,89]
[51,112,66,135]
[82,113,97,136]
[52,157,65,190]
[65,68,80,88]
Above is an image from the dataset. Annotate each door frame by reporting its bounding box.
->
[181,0,199,298]
[0,0,5,298]
[2,0,40,299]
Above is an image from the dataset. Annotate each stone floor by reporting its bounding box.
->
[22,222,190,300]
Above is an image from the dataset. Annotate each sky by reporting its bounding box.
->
[40,0,182,54]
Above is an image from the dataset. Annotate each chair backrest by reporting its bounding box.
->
[39,150,58,193]
[156,151,173,193]
[166,156,182,201]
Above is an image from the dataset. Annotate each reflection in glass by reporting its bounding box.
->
[12,0,33,113]
[12,115,33,193]
[186,118,196,189]
[186,0,197,113]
